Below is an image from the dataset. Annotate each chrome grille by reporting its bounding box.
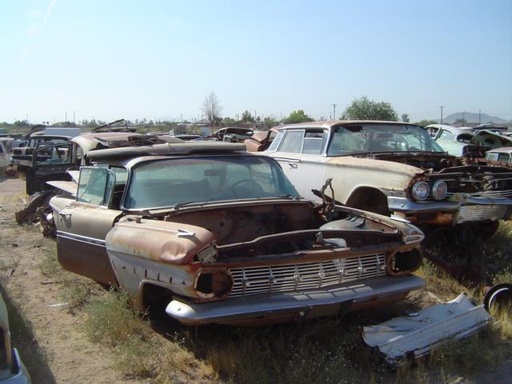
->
[458,205,510,223]
[229,254,386,297]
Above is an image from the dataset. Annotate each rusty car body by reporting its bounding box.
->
[246,121,512,243]
[205,127,254,143]
[46,139,425,326]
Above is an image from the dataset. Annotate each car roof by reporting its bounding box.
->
[273,120,420,130]
[86,141,247,162]
[73,132,183,154]
[487,146,512,154]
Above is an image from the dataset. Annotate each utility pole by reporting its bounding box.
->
[332,104,337,120]
[439,106,444,124]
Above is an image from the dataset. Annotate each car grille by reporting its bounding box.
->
[458,204,510,223]
[229,254,386,297]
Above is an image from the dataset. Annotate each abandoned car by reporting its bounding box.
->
[246,121,512,243]
[46,141,425,326]
[205,127,254,143]
[486,147,512,165]
[19,131,183,198]
[426,124,512,158]
[0,142,10,174]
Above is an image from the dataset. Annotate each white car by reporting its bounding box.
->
[486,146,512,165]
[426,124,512,157]
[247,120,512,243]
[0,142,11,172]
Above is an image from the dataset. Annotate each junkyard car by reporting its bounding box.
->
[486,147,512,165]
[21,131,183,197]
[246,121,512,242]
[0,142,10,173]
[0,293,31,384]
[426,124,512,158]
[47,140,425,326]
[205,127,254,143]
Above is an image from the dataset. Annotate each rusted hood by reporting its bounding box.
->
[325,155,424,179]
[105,216,215,264]
[334,152,458,172]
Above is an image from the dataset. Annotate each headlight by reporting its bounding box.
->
[386,249,422,275]
[411,181,430,201]
[432,180,448,200]
[196,270,233,298]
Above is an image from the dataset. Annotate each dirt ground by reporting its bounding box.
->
[1,174,511,384]
[0,174,140,384]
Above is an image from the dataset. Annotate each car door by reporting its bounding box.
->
[266,128,328,202]
[53,167,122,285]
[26,141,76,195]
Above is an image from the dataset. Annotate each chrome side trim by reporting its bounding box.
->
[56,230,106,247]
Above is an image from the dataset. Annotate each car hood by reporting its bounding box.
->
[326,151,458,174]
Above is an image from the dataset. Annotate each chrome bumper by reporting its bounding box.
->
[166,275,425,326]
[388,196,512,223]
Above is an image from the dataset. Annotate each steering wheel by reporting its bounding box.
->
[229,179,264,197]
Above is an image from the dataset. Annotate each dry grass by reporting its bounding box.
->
[5,199,511,383]
[82,289,219,382]
[56,222,512,383]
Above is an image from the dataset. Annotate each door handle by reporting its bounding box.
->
[289,163,298,169]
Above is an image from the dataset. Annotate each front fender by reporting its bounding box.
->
[105,216,216,264]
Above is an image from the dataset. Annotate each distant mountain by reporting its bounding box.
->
[442,112,509,125]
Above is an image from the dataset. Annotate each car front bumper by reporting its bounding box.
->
[388,196,512,224]
[165,275,425,326]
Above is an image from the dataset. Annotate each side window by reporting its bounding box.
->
[439,130,454,141]
[77,167,114,206]
[278,130,304,153]
[302,131,325,154]
[34,143,72,166]
[497,153,511,163]
[266,130,285,152]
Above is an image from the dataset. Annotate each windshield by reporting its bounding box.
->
[124,155,299,209]
[326,124,446,155]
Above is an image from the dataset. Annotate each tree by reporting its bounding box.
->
[282,110,315,124]
[401,114,410,123]
[341,96,398,121]
[262,116,279,129]
[222,117,237,127]
[241,110,255,123]
[201,92,222,130]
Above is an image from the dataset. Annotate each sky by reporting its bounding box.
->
[1,0,511,125]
